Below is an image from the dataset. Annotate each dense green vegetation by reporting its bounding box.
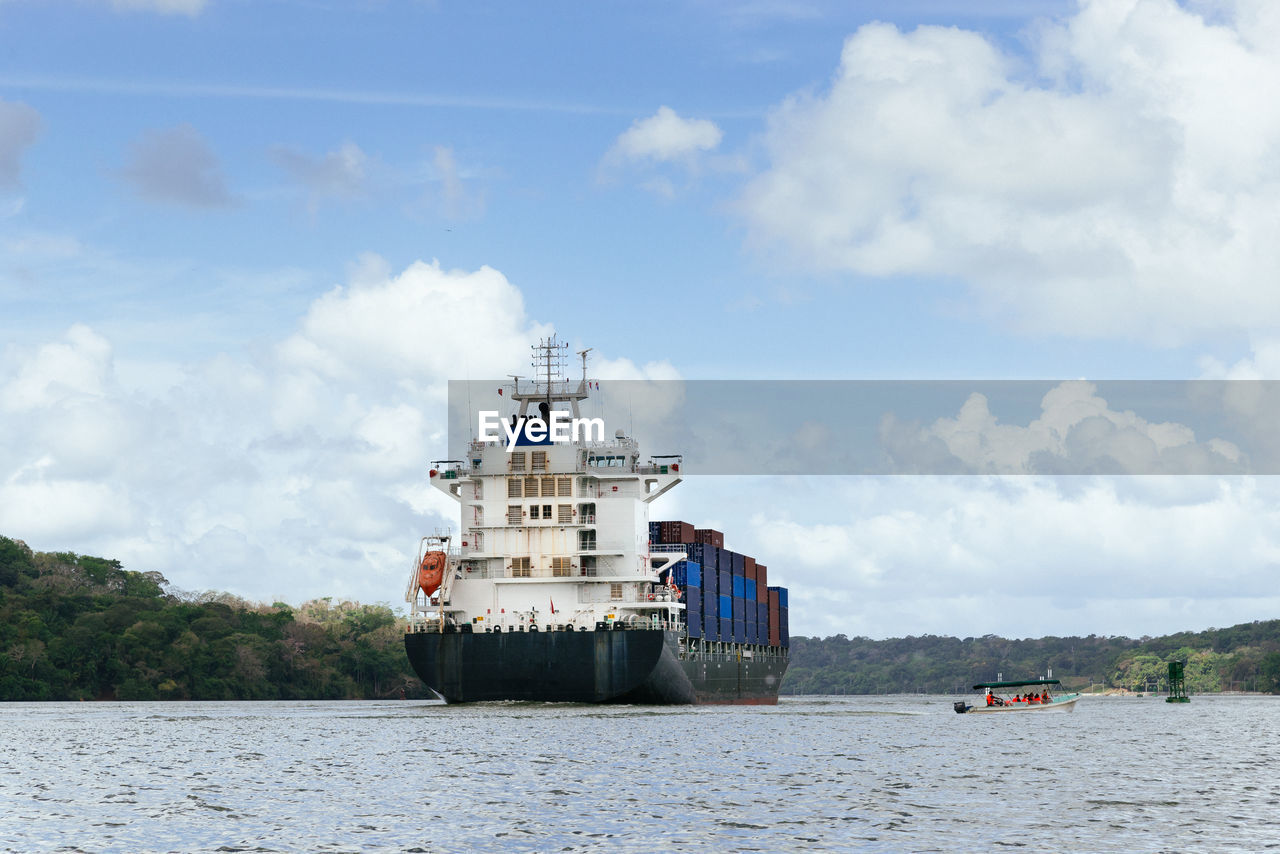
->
[1,537,430,701]
[6,534,1280,700]
[784,623,1280,695]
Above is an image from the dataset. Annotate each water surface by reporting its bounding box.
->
[1,695,1276,852]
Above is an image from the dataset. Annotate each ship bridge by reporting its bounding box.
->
[411,335,683,634]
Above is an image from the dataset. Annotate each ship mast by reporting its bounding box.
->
[512,334,589,419]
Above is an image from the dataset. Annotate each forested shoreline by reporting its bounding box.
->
[5,535,1280,700]
[783,622,1280,695]
[1,537,431,700]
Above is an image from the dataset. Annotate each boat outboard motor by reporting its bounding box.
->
[954,701,971,714]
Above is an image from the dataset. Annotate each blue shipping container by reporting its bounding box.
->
[673,561,701,589]
[779,588,789,608]
[732,576,745,598]
[731,552,745,575]
[719,594,732,620]
[648,521,660,543]
[720,617,732,640]
[702,568,717,597]
[756,600,768,628]
[733,618,746,644]
[745,578,756,600]
[732,595,744,621]
[702,610,719,642]
[689,544,719,570]
[684,585,702,616]
[686,611,702,639]
[746,620,758,644]
[718,569,731,594]
[702,589,717,618]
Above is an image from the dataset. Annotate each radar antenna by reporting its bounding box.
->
[508,335,590,419]
[532,335,569,390]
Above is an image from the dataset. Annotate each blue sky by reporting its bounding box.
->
[5,0,1280,639]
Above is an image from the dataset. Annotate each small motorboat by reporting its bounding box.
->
[954,678,1081,713]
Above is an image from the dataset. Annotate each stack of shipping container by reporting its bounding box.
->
[650,520,789,648]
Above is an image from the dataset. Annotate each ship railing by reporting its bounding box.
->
[649,544,689,554]
[460,564,602,580]
[635,464,680,475]
[406,616,444,633]
[405,614,694,634]
[578,587,683,605]
[430,460,467,480]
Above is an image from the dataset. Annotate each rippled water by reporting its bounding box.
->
[1,695,1277,852]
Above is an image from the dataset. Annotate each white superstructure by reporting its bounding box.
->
[407,336,686,633]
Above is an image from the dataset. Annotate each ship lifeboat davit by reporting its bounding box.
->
[417,551,447,598]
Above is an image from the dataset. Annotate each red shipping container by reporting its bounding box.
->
[694,528,724,548]
[744,556,756,582]
[756,565,768,599]
[658,521,695,544]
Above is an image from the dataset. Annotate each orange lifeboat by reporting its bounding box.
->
[417,551,447,597]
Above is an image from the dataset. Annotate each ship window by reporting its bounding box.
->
[530,505,541,520]
[579,503,595,524]
[557,504,573,524]
[540,477,555,497]
[531,450,547,471]
[609,583,622,601]
[507,478,522,498]
[542,504,552,520]
[524,476,540,497]
[511,557,531,578]
[590,455,624,467]
[509,451,526,471]
[552,557,572,577]
[580,556,597,577]
[556,476,572,497]
[507,505,522,525]
[578,529,596,551]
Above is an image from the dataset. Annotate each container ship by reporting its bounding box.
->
[403,336,790,704]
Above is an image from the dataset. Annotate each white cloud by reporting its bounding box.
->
[0,259,558,606]
[2,323,113,412]
[7,289,1276,639]
[670,473,1280,639]
[270,141,369,211]
[881,380,1243,474]
[279,256,545,384]
[612,106,723,163]
[429,146,484,221]
[739,0,1280,342]
[0,98,41,191]
[120,124,235,208]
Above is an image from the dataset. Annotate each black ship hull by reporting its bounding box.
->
[404,628,787,704]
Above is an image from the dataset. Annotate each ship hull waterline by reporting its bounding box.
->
[405,629,787,705]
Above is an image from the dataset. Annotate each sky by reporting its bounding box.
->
[4,0,1280,641]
